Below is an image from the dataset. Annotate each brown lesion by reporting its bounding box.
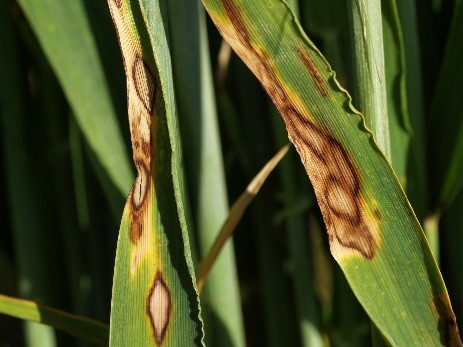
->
[256,61,377,258]
[132,54,157,114]
[222,0,252,49]
[297,48,329,97]
[147,271,172,345]
[221,0,377,259]
[112,0,122,8]
[286,110,377,259]
[126,53,157,244]
[142,140,151,157]
[432,295,462,347]
[129,219,142,243]
[128,113,152,159]
[131,161,149,210]
[128,160,151,244]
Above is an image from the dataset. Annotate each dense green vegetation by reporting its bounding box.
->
[0,0,461,345]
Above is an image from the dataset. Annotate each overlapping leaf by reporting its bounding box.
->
[107,0,203,345]
[17,0,133,195]
[200,0,461,345]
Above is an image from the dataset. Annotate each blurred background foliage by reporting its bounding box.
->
[0,0,461,345]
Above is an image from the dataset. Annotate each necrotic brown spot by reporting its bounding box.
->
[147,272,172,345]
[258,56,374,258]
[131,161,150,210]
[433,295,462,347]
[142,141,151,157]
[297,48,328,97]
[222,0,252,49]
[130,220,142,243]
[128,160,150,244]
[113,0,122,8]
[132,55,156,114]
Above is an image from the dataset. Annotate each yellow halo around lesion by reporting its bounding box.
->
[129,180,162,278]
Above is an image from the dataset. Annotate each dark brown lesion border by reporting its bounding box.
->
[297,48,329,97]
[146,271,172,345]
[132,54,157,114]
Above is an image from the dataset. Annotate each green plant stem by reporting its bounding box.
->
[166,1,245,345]
[347,1,391,345]
[347,0,391,161]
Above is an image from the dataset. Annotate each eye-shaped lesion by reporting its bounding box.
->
[132,55,157,115]
[147,272,172,345]
[131,161,150,210]
[285,110,378,259]
[128,160,150,244]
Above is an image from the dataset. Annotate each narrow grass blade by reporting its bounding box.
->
[165,1,245,345]
[197,144,289,291]
[0,3,58,344]
[429,1,463,208]
[347,0,390,160]
[0,294,109,345]
[200,0,461,344]
[441,189,463,332]
[107,0,203,345]
[270,5,324,346]
[255,198,302,347]
[36,64,92,323]
[382,0,436,257]
[382,0,411,183]
[396,0,428,222]
[301,0,350,83]
[300,4,369,343]
[17,0,133,195]
[216,66,300,345]
[271,114,323,347]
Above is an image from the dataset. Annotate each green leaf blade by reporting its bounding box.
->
[17,0,133,195]
[0,294,109,345]
[165,1,246,346]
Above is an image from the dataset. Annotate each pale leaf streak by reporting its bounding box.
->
[147,272,172,345]
[217,39,232,87]
[197,143,290,292]
[112,0,122,8]
[132,54,156,115]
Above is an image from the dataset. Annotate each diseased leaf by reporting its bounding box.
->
[165,1,246,345]
[107,0,203,345]
[200,0,461,345]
